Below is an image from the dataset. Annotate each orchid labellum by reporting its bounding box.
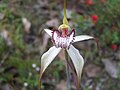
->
[39,0,94,90]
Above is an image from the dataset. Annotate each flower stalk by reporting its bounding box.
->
[63,0,68,25]
[67,57,80,90]
[65,50,71,90]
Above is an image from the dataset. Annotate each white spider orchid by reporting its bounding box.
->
[39,0,94,89]
[40,28,93,81]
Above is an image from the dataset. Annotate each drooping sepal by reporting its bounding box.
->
[40,46,62,78]
[66,45,84,85]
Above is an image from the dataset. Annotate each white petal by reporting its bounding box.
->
[66,45,84,83]
[74,35,93,43]
[40,46,62,78]
[44,29,52,37]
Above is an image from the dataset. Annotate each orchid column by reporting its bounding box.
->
[39,0,94,90]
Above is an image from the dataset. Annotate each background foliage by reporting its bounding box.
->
[0,0,120,90]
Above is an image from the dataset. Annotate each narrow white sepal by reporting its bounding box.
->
[74,35,93,43]
[40,46,62,77]
[44,29,52,37]
[66,45,84,82]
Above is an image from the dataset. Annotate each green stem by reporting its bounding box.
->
[63,0,68,25]
[38,70,42,90]
[65,50,79,90]
[66,62,71,90]
[65,50,70,90]
[67,59,80,90]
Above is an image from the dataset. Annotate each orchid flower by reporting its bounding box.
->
[39,0,94,89]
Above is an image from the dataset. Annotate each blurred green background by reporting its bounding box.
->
[0,0,120,90]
